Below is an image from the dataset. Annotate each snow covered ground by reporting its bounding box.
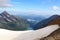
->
[0,25,59,40]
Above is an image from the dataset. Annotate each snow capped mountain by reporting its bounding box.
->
[0,11,19,22]
[0,11,30,31]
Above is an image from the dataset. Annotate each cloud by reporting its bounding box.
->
[12,9,50,15]
[0,0,13,7]
[52,6,59,11]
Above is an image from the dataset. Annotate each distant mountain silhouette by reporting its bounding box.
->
[33,15,60,30]
[0,11,29,31]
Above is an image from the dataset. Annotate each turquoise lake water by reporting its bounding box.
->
[27,27,33,30]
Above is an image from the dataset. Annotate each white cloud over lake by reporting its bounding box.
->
[52,6,59,11]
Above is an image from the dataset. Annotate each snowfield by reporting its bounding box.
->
[0,25,59,40]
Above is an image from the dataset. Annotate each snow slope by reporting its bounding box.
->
[0,25,59,40]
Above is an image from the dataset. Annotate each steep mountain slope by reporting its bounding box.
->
[33,15,60,30]
[0,11,30,31]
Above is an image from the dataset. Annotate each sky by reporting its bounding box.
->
[0,0,60,15]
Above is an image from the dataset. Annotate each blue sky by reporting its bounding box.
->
[0,0,60,15]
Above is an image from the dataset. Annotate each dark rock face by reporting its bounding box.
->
[0,11,29,31]
[33,15,60,30]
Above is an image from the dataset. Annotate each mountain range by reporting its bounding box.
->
[0,11,60,40]
[0,11,30,31]
[17,14,46,27]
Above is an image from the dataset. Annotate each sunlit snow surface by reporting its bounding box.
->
[0,25,59,40]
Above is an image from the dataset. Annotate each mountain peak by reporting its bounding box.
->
[0,11,17,22]
[1,11,10,15]
[51,15,60,17]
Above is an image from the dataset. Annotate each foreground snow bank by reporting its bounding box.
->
[0,25,59,40]
[0,29,33,40]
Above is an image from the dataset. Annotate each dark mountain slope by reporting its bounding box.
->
[33,15,60,30]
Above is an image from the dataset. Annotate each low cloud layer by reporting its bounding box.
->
[0,0,12,7]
